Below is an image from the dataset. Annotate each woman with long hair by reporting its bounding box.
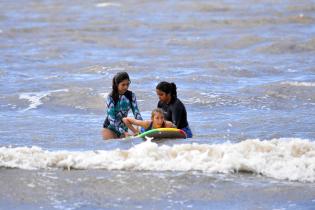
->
[102,72,142,139]
[156,81,193,138]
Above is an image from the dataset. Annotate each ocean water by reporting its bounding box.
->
[1,0,315,209]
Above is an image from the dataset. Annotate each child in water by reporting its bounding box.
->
[122,108,175,136]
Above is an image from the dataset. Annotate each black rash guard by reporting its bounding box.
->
[157,98,188,129]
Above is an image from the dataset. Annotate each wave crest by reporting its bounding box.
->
[1,138,315,182]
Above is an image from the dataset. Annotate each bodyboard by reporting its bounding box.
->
[137,128,187,139]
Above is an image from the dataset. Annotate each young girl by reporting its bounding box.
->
[122,108,175,135]
[102,72,143,139]
[156,81,193,138]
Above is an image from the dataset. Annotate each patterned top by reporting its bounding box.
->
[106,92,142,136]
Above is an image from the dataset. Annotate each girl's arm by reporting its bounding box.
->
[122,117,150,135]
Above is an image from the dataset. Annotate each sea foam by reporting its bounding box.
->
[96,2,120,8]
[19,89,69,111]
[281,81,315,87]
[1,138,314,182]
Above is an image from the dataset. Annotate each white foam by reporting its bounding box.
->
[281,81,315,87]
[1,138,315,182]
[99,92,109,99]
[19,89,69,111]
[96,2,121,8]
[27,183,36,188]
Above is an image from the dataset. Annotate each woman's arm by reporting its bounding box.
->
[165,120,176,128]
[122,117,149,134]
[171,100,187,128]
[106,96,125,136]
[171,107,183,128]
[130,93,143,120]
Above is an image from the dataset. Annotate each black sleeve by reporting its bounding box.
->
[171,102,185,128]
[157,101,162,108]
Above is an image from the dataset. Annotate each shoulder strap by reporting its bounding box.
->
[124,90,133,104]
[145,121,153,131]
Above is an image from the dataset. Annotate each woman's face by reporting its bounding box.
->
[156,89,171,103]
[152,112,164,127]
[118,79,130,95]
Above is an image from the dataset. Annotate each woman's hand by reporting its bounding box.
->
[124,132,131,138]
[123,117,141,135]
[122,117,128,124]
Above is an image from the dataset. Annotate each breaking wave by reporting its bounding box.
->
[1,138,314,182]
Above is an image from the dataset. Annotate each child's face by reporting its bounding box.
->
[152,112,164,127]
[118,79,130,94]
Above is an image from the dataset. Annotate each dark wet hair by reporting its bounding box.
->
[156,81,177,100]
[111,72,130,104]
